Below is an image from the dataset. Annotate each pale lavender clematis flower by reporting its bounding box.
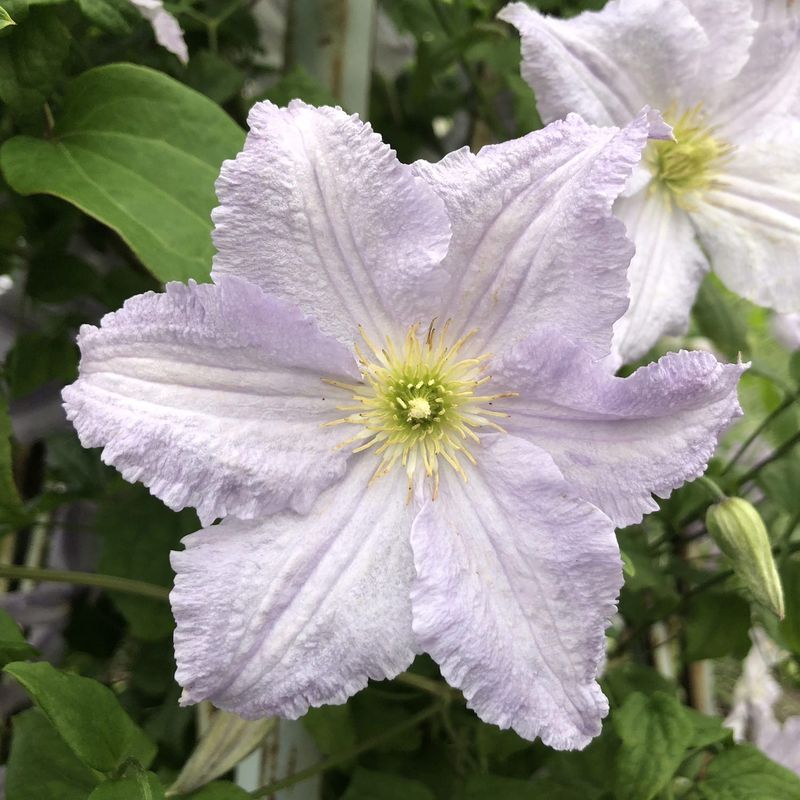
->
[62,101,744,750]
[772,312,800,349]
[500,0,800,364]
[130,0,188,64]
[726,629,800,774]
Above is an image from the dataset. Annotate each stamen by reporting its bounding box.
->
[645,104,734,209]
[324,322,510,496]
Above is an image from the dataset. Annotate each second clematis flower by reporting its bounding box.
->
[62,101,744,750]
[500,0,800,364]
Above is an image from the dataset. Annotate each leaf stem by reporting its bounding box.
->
[249,702,443,797]
[612,540,800,657]
[394,671,458,699]
[721,391,799,476]
[778,508,800,568]
[736,428,800,487]
[696,476,727,503]
[0,564,170,601]
[43,102,55,137]
[426,0,509,141]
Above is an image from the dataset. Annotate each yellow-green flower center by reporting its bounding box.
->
[325,322,513,499]
[645,105,733,208]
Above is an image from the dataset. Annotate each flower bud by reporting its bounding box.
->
[706,497,785,618]
[169,707,275,794]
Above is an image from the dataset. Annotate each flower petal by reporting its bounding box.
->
[772,312,800,350]
[498,0,710,127]
[751,0,800,21]
[678,0,756,83]
[410,434,621,750]
[62,277,359,526]
[211,101,451,343]
[692,136,800,313]
[411,111,654,358]
[491,331,745,527]
[712,19,800,138]
[171,456,417,718]
[129,0,189,64]
[612,189,709,363]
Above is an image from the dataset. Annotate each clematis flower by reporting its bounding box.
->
[129,0,188,64]
[772,312,800,350]
[500,0,800,364]
[62,101,744,750]
[726,629,800,775]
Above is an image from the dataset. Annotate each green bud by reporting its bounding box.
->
[706,497,785,618]
[169,706,275,794]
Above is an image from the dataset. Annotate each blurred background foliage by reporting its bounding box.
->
[0,0,799,798]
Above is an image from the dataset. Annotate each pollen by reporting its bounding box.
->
[645,104,733,209]
[323,321,515,500]
[407,396,432,420]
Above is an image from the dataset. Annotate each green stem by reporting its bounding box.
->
[721,392,798,476]
[249,703,443,797]
[650,477,726,553]
[613,540,800,657]
[688,539,800,594]
[696,476,727,503]
[394,671,457,699]
[736,428,800,487]
[0,564,170,601]
[42,102,55,137]
[426,0,509,140]
[778,509,800,569]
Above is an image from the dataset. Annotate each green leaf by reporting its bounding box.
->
[618,528,675,593]
[95,481,198,640]
[544,731,618,799]
[4,331,78,400]
[5,709,101,800]
[613,692,694,800]
[464,775,538,800]
[789,350,800,385]
[758,453,800,514]
[621,550,636,577]
[0,4,16,28]
[303,703,357,755]
[692,275,750,360]
[26,253,101,303]
[0,204,25,250]
[341,769,435,800]
[75,0,137,34]
[684,592,751,661]
[44,430,110,497]
[351,692,422,753]
[0,5,70,113]
[184,50,245,105]
[0,608,38,665]
[779,559,800,654]
[183,782,252,800]
[682,708,732,749]
[474,725,530,763]
[262,65,339,108]
[88,771,166,800]
[603,662,677,708]
[465,775,594,800]
[693,744,800,799]
[4,661,156,773]
[0,63,244,283]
